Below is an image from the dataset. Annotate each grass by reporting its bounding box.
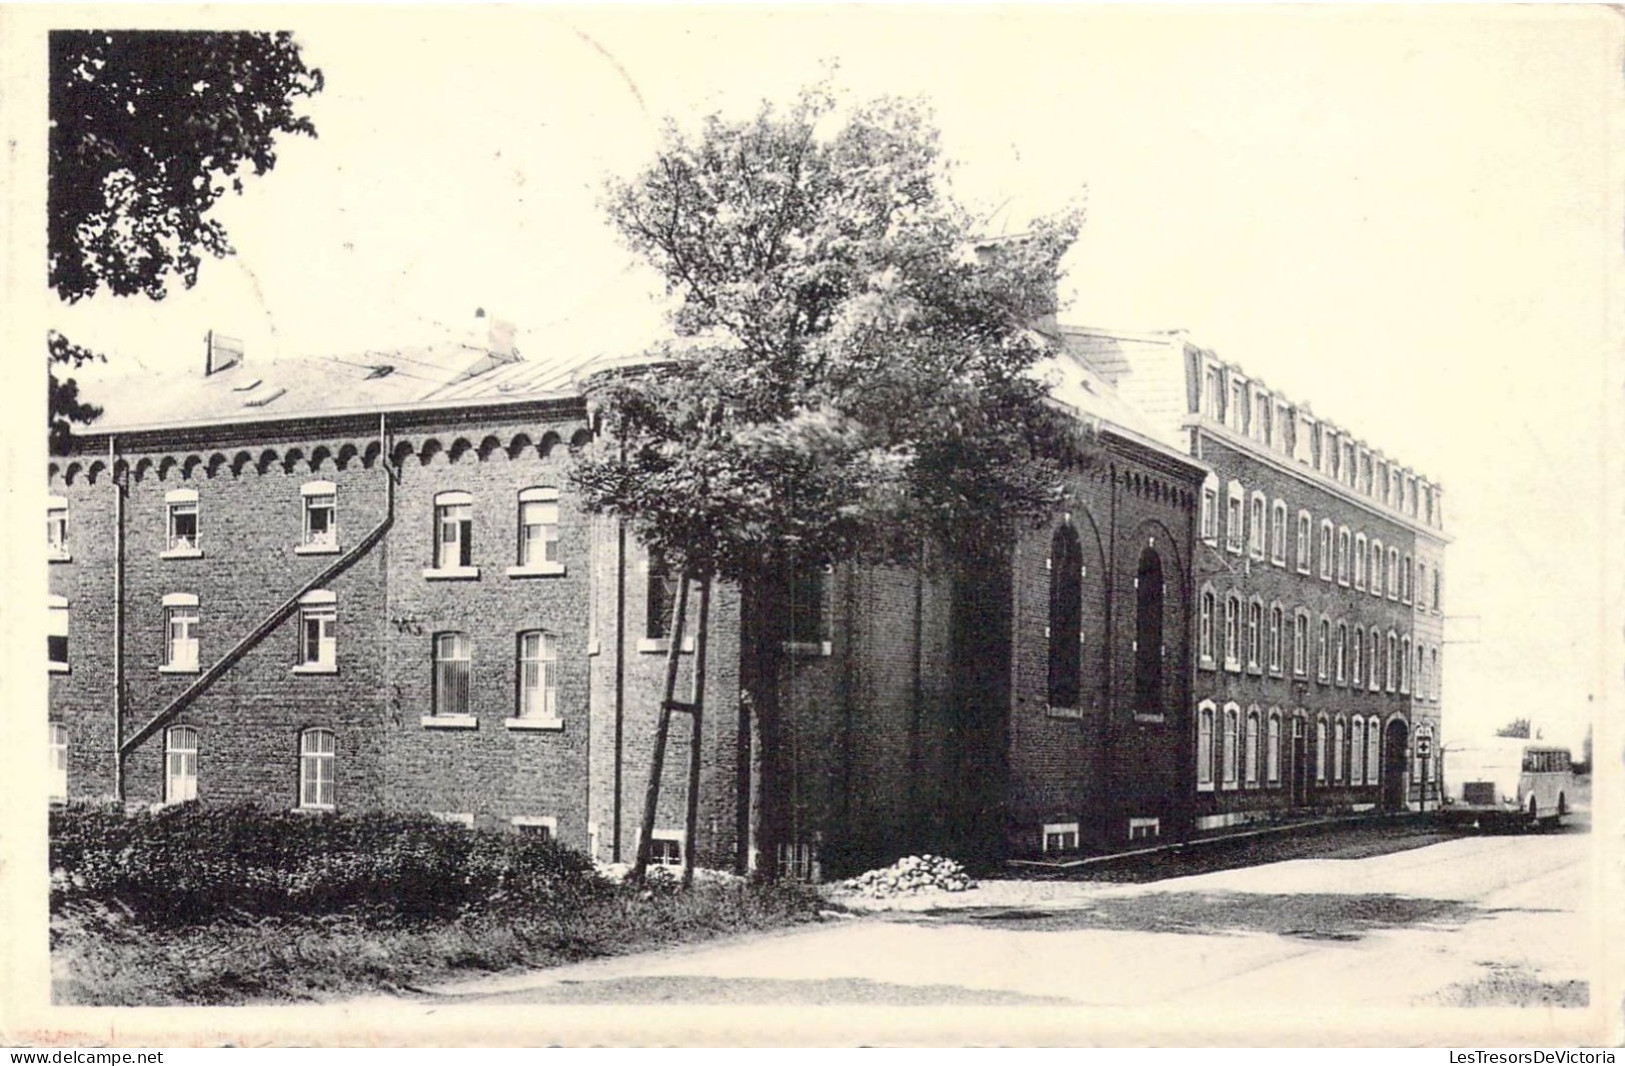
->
[49,804,831,1006]
[54,876,829,1006]
[1437,964,1589,1009]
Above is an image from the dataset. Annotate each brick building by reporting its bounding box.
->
[1059,326,1448,830]
[46,320,1207,875]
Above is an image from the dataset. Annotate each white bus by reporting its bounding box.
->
[1439,738,1573,829]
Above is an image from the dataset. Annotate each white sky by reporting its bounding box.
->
[33,6,1621,751]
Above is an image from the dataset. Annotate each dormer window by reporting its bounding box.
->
[1203,366,1223,421]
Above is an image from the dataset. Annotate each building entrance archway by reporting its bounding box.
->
[1382,718,1410,811]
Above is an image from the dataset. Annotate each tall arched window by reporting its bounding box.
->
[1197,703,1215,789]
[1352,716,1366,784]
[1048,525,1083,709]
[1366,717,1382,785]
[1267,711,1282,785]
[1245,709,1260,786]
[299,728,336,810]
[166,726,198,803]
[1134,548,1164,714]
[1222,706,1239,787]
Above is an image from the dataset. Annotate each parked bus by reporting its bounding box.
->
[1439,738,1573,829]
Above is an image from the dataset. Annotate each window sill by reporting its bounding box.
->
[1246,663,1263,676]
[48,552,71,564]
[507,562,566,578]
[421,715,478,730]
[781,640,832,658]
[1270,557,1286,568]
[1223,658,1241,674]
[292,663,338,675]
[159,664,200,675]
[1296,566,1311,576]
[423,566,481,581]
[587,639,600,657]
[291,805,335,815]
[1225,543,1243,556]
[1197,782,1215,793]
[1133,713,1165,724]
[295,543,342,556]
[638,636,695,655]
[161,547,204,560]
[1046,705,1091,719]
[1198,656,1216,672]
[48,662,69,674]
[505,717,564,732]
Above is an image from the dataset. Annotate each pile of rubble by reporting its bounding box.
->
[832,854,977,899]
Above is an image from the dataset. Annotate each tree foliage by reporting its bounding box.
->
[49,30,324,303]
[46,30,323,452]
[1495,717,1532,739]
[572,89,1085,581]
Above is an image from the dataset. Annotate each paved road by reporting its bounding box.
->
[395,824,1598,1013]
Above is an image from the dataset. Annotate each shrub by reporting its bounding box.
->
[50,803,599,925]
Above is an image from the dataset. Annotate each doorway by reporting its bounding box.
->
[1382,718,1410,811]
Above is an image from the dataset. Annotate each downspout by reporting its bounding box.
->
[1180,474,1199,843]
[612,515,627,862]
[111,436,124,801]
[1101,460,1118,846]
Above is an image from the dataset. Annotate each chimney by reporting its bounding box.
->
[205,330,244,376]
[465,307,517,358]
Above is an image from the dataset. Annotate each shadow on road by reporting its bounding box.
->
[915,890,1478,941]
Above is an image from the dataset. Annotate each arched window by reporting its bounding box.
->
[1354,532,1368,589]
[1366,717,1382,785]
[1369,626,1384,691]
[300,480,338,551]
[1430,646,1440,700]
[1246,600,1262,671]
[516,487,561,569]
[1417,561,1428,609]
[166,726,199,803]
[1048,525,1084,708]
[1224,594,1241,670]
[1351,628,1364,688]
[1336,527,1351,585]
[1319,520,1334,580]
[1402,554,1413,603]
[1316,617,1330,681]
[1293,611,1308,676]
[1267,711,1282,785]
[1386,632,1398,691]
[1248,493,1266,558]
[1268,604,1284,674]
[1315,717,1328,783]
[1333,717,1345,782]
[1371,539,1385,599]
[1222,706,1239,788]
[1270,500,1287,565]
[1296,511,1312,573]
[299,728,336,810]
[1197,702,1215,789]
[1199,588,1216,665]
[646,550,680,639]
[1133,548,1163,714]
[1400,636,1412,693]
[433,490,474,570]
[1388,547,1400,598]
[1335,621,1348,684]
[1245,709,1260,786]
[1352,717,1366,784]
[1200,475,1219,544]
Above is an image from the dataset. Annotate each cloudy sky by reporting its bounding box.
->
[25,6,1619,749]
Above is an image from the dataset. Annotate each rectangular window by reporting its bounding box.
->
[302,487,337,549]
[300,603,337,669]
[1199,591,1215,663]
[166,605,200,671]
[650,832,684,867]
[1388,548,1399,598]
[48,597,68,671]
[47,498,68,559]
[777,842,822,882]
[1352,630,1364,687]
[48,723,67,801]
[788,564,828,646]
[646,554,679,639]
[518,491,560,567]
[1316,619,1329,681]
[1197,707,1215,788]
[1247,602,1262,670]
[1222,710,1239,787]
[168,499,199,552]
[1355,534,1368,589]
[300,729,335,810]
[1224,596,1240,670]
[1386,634,1397,691]
[1230,381,1247,434]
[166,726,199,803]
[1316,720,1328,783]
[434,632,472,717]
[1225,491,1244,554]
[1203,367,1223,420]
[1296,514,1311,573]
[1268,606,1283,673]
[1270,502,1286,565]
[1248,496,1265,558]
[1200,488,1218,543]
[1245,714,1259,786]
[437,500,473,569]
[1043,823,1080,854]
[1319,522,1333,580]
[1267,716,1281,784]
[1336,529,1350,585]
[1335,623,1347,683]
[517,631,558,720]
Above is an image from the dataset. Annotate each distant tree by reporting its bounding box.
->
[573,87,1085,876]
[47,30,324,450]
[1495,717,1531,739]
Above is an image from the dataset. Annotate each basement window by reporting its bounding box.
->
[1042,822,1080,854]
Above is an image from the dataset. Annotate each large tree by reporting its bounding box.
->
[572,88,1085,875]
[47,30,324,449]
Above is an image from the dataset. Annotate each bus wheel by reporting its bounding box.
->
[1528,796,1539,830]
[1558,793,1568,817]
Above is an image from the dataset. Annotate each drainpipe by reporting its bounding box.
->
[111,436,124,802]
[612,515,627,862]
[1101,460,1118,846]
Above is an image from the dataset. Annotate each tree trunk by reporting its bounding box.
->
[737,563,789,879]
